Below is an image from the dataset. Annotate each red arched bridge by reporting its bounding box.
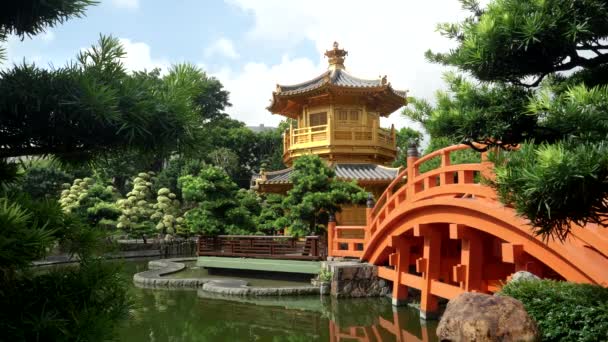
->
[328,144,608,318]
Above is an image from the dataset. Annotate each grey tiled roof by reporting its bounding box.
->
[334,164,399,181]
[251,163,400,186]
[277,69,404,97]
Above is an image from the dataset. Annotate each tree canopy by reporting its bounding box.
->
[411,0,608,239]
[283,155,367,236]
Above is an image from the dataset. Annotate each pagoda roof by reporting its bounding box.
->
[268,69,407,117]
[251,163,400,187]
[267,42,408,118]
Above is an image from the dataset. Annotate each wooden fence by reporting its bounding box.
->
[197,235,326,261]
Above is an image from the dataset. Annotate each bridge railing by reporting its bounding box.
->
[327,225,366,258]
[366,144,495,244]
[327,144,495,259]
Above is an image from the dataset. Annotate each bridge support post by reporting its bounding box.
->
[450,224,483,292]
[365,194,374,243]
[414,224,442,320]
[389,235,411,306]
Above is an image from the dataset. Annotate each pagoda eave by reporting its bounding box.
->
[268,84,406,117]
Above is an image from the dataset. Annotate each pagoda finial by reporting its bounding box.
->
[324,41,348,70]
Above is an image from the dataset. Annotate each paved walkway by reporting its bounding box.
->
[197,256,322,274]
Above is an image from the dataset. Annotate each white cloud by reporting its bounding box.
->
[205,38,239,59]
[40,30,55,42]
[218,0,472,130]
[213,55,319,126]
[3,31,57,68]
[111,0,139,9]
[118,38,170,72]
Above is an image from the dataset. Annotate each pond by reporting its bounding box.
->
[118,258,439,341]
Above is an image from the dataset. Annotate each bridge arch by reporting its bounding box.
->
[327,144,608,318]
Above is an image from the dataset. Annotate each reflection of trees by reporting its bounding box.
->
[120,288,327,341]
[120,261,437,342]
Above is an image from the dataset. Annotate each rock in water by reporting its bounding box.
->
[436,292,539,342]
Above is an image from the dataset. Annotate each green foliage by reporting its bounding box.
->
[256,194,289,235]
[501,280,608,341]
[417,137,481,174]
[418,0,608,238]
[403,73,534,149]
[187,118,286,187]
[530,84,608,144]
[86,201,120,228]
[490,142,608,239]
[59,177,95,213]
[208,147,239,177]
[284,155,367,236]
[254,124,287,171]
[318,269,333,282]
[0,198,55,271]
[393,127,424,167]
[0,259,130,342]
[151,188,184,236]
[153,157,205,199]
[427,0,608,87]
[0,36,205,162]
[180,166,258,235]
[20,164,74,199]
[116,172,156,240]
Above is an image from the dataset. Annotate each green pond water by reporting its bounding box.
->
[118,259,439,342]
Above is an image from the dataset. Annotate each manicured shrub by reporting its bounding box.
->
[152,187,185,236]
[20,165,74,199]
[116,172,156,241]
[500,279,608,341]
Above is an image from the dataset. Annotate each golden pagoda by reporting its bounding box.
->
[252,42,407,225]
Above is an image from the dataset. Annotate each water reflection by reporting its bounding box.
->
[120,260,437,341]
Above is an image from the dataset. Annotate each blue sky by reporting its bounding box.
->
[4,0,475,130]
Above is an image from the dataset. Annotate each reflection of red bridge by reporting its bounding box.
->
[328,144,608,318]
[330,309,435,342]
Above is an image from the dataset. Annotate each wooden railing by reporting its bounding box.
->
[326,144,491,259]
[283,124,396,151]
[328,225,366,258]
[197,235,326,261]
[367,144,493,243]
[292,124,329,144]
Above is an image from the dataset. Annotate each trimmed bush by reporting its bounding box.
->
[500,279,608,341]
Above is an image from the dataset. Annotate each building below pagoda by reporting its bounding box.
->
[251,42,407,225]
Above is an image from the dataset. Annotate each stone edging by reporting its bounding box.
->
[201,282,319,296]
[133,258,320,296]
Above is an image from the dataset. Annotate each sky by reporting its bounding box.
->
[4,0,477,131]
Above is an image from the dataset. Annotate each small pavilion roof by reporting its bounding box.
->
[251,163,400,187]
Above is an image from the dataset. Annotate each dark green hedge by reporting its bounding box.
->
[500,279,608,342]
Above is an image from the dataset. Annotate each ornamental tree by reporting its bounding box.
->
[412,0,608,239]
[151,188,184,236]
[180,166,258,235]
[283,155,367,236]
[256,194,289,235]
[116,172,156,242]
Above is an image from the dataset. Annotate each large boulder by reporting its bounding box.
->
[436,292,539,342]
[510,271,540,283]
